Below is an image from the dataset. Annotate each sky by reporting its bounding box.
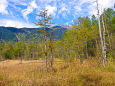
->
[0,0,114,28]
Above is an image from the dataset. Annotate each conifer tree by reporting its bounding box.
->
[34,10,53,72]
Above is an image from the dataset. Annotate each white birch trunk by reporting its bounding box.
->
[102,14,107,65]
[96,0,106,67]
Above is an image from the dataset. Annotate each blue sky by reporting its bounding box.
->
[0,0,114,28]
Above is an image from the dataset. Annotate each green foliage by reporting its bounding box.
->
[13,41,26,58]
[54,16,97,61]
[0,41,43,60]
[111,15,115,31]
[0,8,114,68]
[2,43,13,59]
[103,8,115,31]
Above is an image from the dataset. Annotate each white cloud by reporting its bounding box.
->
[0,0,115,27]
[30,0,37,8]
[0,19,35,28]
[59,6,68,13]
[98,0,114,8]
[87,0,115,15]
[45,5,57,16]
[22,7,33,21]
[0,0,8,14]
[39,0,56,3]
[22,0,38,21]
[72,0,115,17]
[79,0,92,6]
[9,0,27,6]
[74,6,82,12]
[58,2,70,18]
[59,3,69,13]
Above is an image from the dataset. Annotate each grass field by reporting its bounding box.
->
[0,59,115,86]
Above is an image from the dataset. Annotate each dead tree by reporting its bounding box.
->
[102,9,107,65]
[96,0,106,67]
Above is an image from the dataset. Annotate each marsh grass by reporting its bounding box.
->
[0,59,115,86]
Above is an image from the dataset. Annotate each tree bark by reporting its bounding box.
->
[96,0,106,67]
[102,14,107,66]
[45,36,48,72]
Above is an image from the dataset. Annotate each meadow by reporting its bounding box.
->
[0,59,115,86]
[0,0,115,86]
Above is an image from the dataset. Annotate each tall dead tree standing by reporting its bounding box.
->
[96,0,106,66]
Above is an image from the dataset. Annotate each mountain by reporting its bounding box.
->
[0,25,67,43]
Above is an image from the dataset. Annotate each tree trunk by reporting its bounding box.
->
[96,0,106,67]
[45,36,48,72]
[50,52,53,72]
[86,43,88,59]
[102,14,107,66]
[50,37,53,72]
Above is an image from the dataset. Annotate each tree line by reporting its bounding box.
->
[0,8,115,72]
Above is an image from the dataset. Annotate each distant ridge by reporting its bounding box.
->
[0,25,68,42]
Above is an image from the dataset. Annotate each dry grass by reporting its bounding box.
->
[0,59,115,86]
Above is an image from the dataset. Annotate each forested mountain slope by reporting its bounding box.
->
[0,25,67,42]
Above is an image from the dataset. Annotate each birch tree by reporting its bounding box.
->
[96,0,106,66]
[102,10,107,65]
